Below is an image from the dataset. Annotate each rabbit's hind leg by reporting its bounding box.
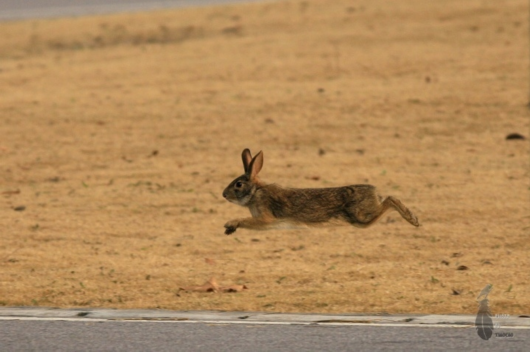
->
[345,196,420,228]
[382,196,420,227]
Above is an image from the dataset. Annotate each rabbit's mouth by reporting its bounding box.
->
[223,192,252,207]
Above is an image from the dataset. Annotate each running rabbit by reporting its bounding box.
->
[222,149,419,235]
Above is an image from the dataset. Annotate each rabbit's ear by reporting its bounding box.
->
[242,148,252,173]
[249,151,263,180]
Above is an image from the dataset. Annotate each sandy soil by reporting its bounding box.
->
[1,0,529,315]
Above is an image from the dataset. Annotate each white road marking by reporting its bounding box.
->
[1,316,529,329]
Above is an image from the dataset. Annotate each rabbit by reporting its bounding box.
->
[222,148,420,235]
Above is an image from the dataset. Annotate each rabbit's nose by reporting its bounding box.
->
[222,192,227,198]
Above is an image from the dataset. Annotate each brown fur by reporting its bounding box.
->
[222,149,420,235]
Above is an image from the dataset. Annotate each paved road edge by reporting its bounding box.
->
[1,307,529,329]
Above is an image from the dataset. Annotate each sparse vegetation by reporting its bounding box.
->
[0,0,528,314]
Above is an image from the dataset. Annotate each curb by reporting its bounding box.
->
[1,308,529,328]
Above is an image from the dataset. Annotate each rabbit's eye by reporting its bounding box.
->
[235,181,243,188]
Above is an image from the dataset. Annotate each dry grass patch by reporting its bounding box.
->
[0,0,528,315]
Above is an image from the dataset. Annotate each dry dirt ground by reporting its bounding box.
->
[1,0,529,315]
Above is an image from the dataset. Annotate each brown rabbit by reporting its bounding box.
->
[222,149,420,235]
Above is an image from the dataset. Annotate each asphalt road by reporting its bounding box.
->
[0,0,266,20]
[1,308,529,351]
[1,319,528,352]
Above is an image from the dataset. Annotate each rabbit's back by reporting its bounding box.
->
[255,184,378,225]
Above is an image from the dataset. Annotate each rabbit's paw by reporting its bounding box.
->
[406,209,420,227]
[224,220,239,235]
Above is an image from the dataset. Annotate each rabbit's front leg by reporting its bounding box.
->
[224,219,240,235]
[224,217,272,235]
